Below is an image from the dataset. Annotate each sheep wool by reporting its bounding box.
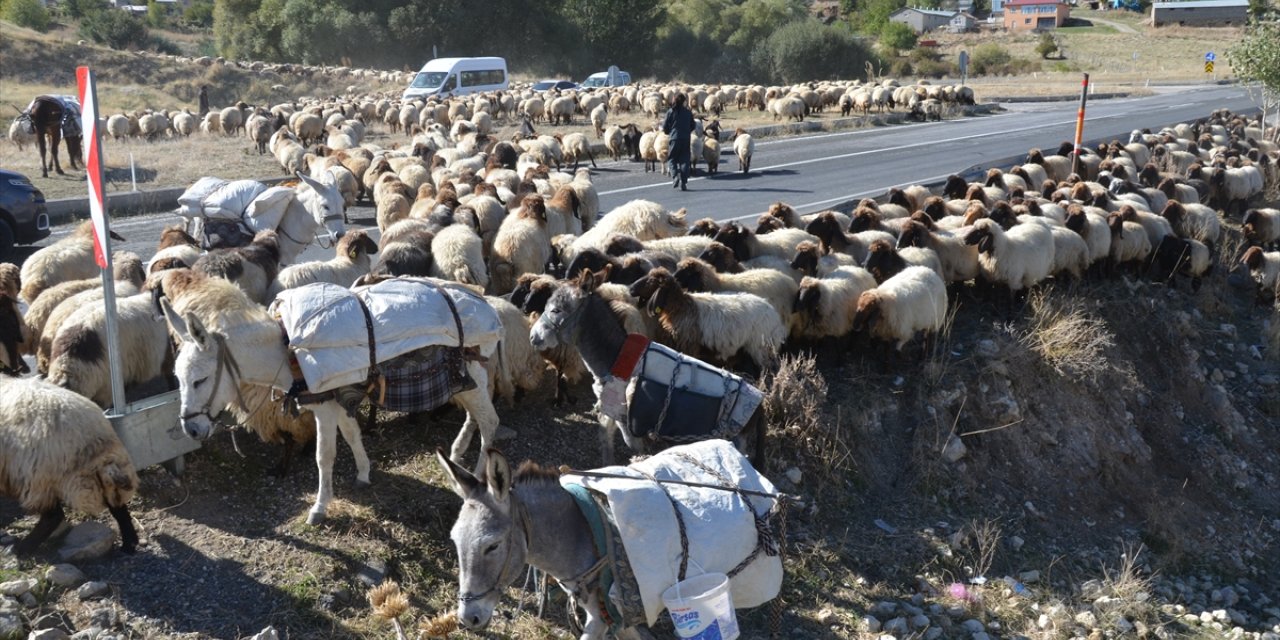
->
[854,266,948,351]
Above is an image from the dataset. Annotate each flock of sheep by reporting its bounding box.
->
[1,94,1277,557]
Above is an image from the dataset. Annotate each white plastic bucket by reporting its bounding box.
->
[661,572,739,640]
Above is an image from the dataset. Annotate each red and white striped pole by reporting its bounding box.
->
[1071,73,1090,178]
[77,66,127,414]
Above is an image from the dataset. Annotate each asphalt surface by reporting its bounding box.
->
[23,83,1254,267]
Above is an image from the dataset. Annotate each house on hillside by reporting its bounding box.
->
[1002,0,1071,30]
[950,11,979,31]
[1151,0,1248,26]
[889,6,960,33]
[991,0,1007,13]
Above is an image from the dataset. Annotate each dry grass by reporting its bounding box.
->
[761,353,854,486]
[1090,543,1159,632]
[1017,289,1116,382]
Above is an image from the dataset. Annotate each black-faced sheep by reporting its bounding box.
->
[963,218,1055,299]
[1160,200,1220,249]
[1242,246,1280,303]
[862,239,943,284]
[804,212,896,264]
[628,267,783,375]
[1147,235,1211,292]
[851,265,948,354]
[0,375,139,555]
[790,240,856,278]
[897,221,980,284]
[711,222,818,262]
[1107,212,1153,275]
[1242,208,1280,247]
[672,256,798,328]
[792,266,878,342]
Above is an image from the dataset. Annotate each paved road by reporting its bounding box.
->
[25,83,1254,267]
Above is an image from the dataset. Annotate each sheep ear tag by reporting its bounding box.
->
[348,247,359,260]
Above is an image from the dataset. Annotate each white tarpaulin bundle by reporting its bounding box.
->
[563,440,783,626]
[177,178,266,221]
[271,278,503,393]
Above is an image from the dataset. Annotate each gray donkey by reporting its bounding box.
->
[437,449,657,640]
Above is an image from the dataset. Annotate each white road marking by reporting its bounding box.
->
[598,113,1124,197]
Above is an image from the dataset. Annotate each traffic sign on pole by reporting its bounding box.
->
[1205,61,1214,73]
[1205,51,1215,62]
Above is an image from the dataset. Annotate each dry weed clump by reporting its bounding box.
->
[1088,543,1158,632]
[1017,290,1115,381]
[762,353,851,483]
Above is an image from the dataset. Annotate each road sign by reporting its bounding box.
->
[1205,61,1214,73]
[958,50,969,82]
[1205,51,1215,62]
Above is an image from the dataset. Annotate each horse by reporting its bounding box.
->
[15,96,84,178]
[527,267,766,466]
[156,270,502,524]
[437,449,654,640]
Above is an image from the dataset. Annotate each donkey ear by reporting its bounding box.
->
[436,448,480,498]
[186,312,212,350]
[159,297,191,343]
[484,448,513,502]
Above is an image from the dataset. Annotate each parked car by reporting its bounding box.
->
[531,79,579,92]
[0,168,50,261]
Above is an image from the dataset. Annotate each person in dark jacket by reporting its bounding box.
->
[198,86,209,117]
[663,93,696,190]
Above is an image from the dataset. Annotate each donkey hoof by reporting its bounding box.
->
[306,511,326,525]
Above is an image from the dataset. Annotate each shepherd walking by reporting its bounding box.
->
[663,93,695,191]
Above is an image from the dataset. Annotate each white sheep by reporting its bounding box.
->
[712,222,818,262]
[562,132,596,170]
[569,200,687,259]
[219,105,244,136]
[1160,200,1220,248]
[1242,208,1280,247]
[431,223,490,289]
[631,268,784,374]
[1243,246,1280,300]
[590,103,607,138]
[603,124,625,161]
[964,218,1055,294]
[173,110,197,137]
[20,221,123,304]
[852,265,948,352]
[1107,213,1153,273]
[490,194,553,294]
[732,128,754,173]
[792,266,879,340]
[484,295,545,405]
[105,114,130,142]
[0,375,139,555]
[275,230,378,291]
[672,257,798,328]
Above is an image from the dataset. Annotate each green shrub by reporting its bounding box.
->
[879,21,917,54]
[79,8,150,50]
[750,18,880,84]
[914,58,956,78]
[1035,32,1059,59]
[3,0,52,32]
[888,58,914,77]
[970,43,1011,74]
[910,46,942,63]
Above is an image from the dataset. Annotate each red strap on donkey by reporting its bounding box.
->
[611,334,651,379]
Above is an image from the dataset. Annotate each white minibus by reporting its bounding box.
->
[403,57,508,100]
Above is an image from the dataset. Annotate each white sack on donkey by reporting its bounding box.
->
[438,440,785,640]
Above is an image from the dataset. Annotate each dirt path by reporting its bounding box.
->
[1083,14,1140,33]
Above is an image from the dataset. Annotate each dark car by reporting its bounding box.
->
[0,168,51,261]
[531,79,579,92]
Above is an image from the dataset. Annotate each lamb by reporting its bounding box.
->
[803,212,896,264]
[490,194,553,295]
[963,218,1055,296]
[0,375,139,555]
[192,230,281,304]
[1242,208,1280,247]
[1160,201,1220,249]
[791,266,879,342]
[628,267,784,375]
[852,266,948,353]
[47,292,171,408]
[672,257,799,328]
[1242,246,1280,302]
[20,221,125,304]
[274,230,378,291]
[430,223,490,289]
[711,222,818,262]
[732,128,754,173]
[862,239,943,284]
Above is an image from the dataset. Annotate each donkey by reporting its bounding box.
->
[157,270,502,524]
[528,267,766,466]
[15,96,84,178]
[437,449,656,640]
